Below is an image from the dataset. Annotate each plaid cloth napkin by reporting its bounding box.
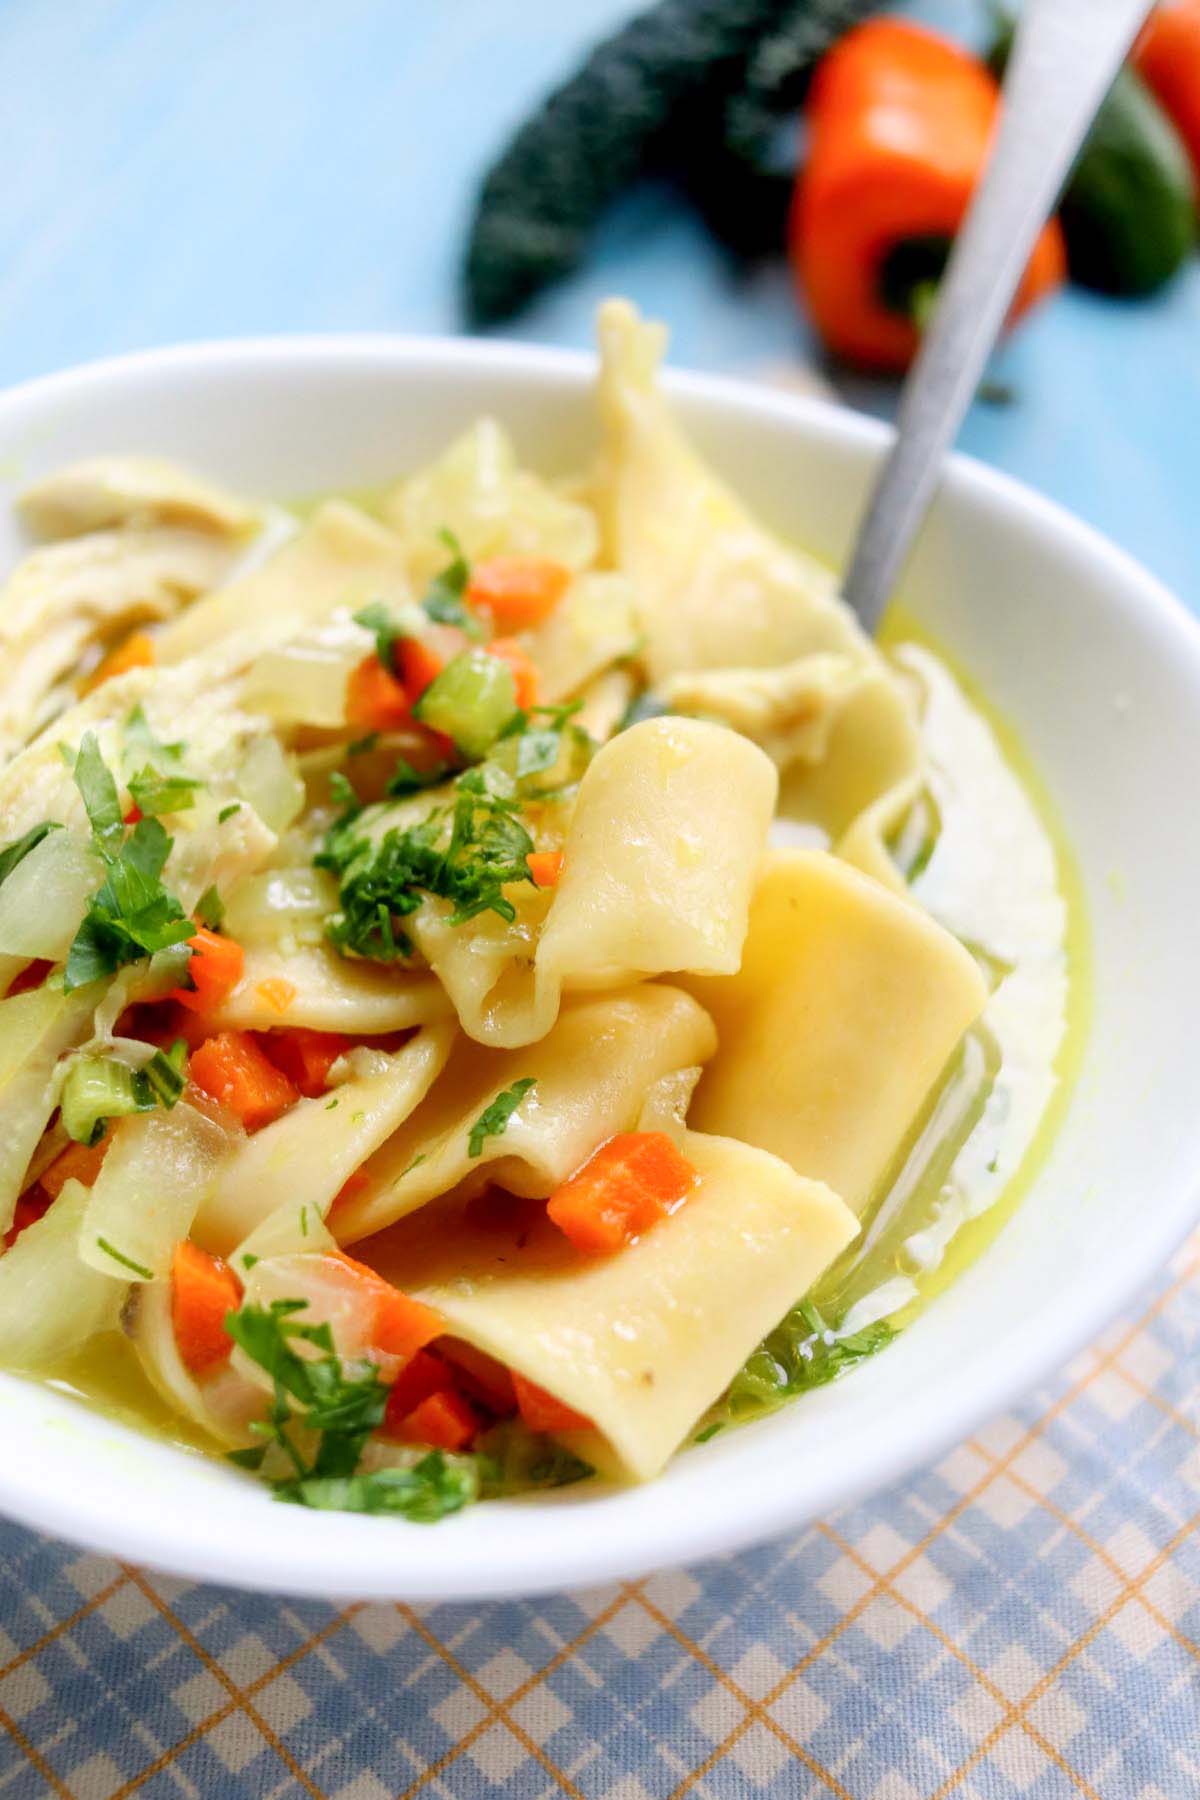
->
[1,1232,1196,1799]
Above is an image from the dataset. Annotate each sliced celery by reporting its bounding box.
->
[413,651,517,760]
[60,1041,187,1147]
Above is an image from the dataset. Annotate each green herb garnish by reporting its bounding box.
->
[224,1298,480,1521]
[123,706,204,816]
[217,802,242,824]
[63,734,194,991]
[195,885,225,930]
[468,1077,536,1158]
[384,758,454,799]
[420,530,483,639]
[95,1238,155,1280]
[317,765,536,961]
[721,1299,895,1421]
[0,821,63,889]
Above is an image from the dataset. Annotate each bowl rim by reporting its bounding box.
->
[1,331,1199,1601]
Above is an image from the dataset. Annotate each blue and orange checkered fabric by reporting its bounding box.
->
[1,1235,1196,1800]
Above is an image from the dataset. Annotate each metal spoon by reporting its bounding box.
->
[843,0,1154,634]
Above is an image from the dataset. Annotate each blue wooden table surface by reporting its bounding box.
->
[2,0,1198,612]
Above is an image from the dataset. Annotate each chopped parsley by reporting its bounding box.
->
[420,530,484,638]
[195,885,225,930]
[122,706,204,817]
[353,599,420,672]
[217,802,242,824]
[468,1077,536,1157]
[384,757,454,799]
[491,699,592,793]
[353,532,484,676]
[719,1299,896,1422]
[63,732,193,991]
[95,1238,155,1280]
[316,765,537,961]
[0,821,62,889]
[224,1297,480,1520]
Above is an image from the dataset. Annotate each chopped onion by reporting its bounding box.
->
[0,1180,125,1369]
[235,736,305,835]
[222,867,338,949]
[241,637,363,728]
[79,1102,234,1282]
[0,829,100,960]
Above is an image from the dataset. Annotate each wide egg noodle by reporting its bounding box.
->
[594,299,923,873]
[156,500,412,665]
[535,717,778,994]
[363,1129,858,1483]
[192,1022,457,1256]
[330,984,717,1242]
[378,716,776,1051]
[208,941,453,1035]
[684,848,988,1212]
[0,1179,126,1369]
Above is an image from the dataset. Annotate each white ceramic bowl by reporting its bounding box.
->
[2,337,1198,1601]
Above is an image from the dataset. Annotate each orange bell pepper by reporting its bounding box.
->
[1135,2,1200,177]
[791,19,1065,372]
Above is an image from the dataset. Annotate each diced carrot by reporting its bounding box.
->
[526,849,564,889]
[171,927,245,1014]
[396,635,444,700]
[332,1251,445,1359]
[189,1031,299,1131]
[40,1133,112,1201]
[512,1371,592,1434]
[397,1388,479,1452]
[4,1188,52,1250]
[487,637,539,709]
[345,655,412,732]
[546,1131,699,1255]
[438,1340,517,1415]
[171,1240,241,1374]
[467,556,570,632]
[254,977,297,1016]
[260,1029,350,1098]
[80,630,155,696]
[382,1348,454,1436]
[6,959,53,998]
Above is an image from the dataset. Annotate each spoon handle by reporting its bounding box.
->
[842,0,1153,634]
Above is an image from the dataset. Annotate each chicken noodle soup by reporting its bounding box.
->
[0,303,1079,1522]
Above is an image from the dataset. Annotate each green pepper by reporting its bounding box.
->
[990,27,1195,296]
